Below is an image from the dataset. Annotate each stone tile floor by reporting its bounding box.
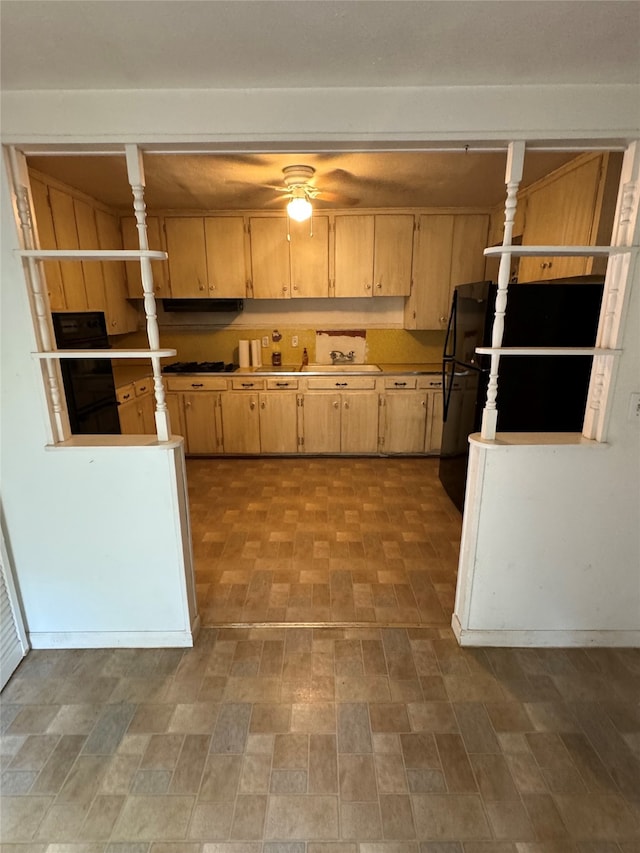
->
[1,457,639,851]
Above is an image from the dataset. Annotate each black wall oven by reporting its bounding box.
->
[52,312,121,435]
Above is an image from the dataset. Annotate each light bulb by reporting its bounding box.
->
[287,197,313,222]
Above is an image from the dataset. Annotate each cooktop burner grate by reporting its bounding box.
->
[163,361,237,373]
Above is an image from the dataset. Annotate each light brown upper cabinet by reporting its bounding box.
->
[404,213,489,330]
[517,153,621,282]
[47,186,87,311]
[73,198,106,312]
[164,216,247,298]
[95,209,139,335]
[29,178,65,311]
[334,214,414,298]
[249,215,330,298]
[120,215,169,298]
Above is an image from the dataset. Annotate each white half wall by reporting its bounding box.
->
[1,173,198,649]
[454,259,640,647]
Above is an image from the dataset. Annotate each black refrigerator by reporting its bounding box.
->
[438,277,604,511]
[52,312,121,435]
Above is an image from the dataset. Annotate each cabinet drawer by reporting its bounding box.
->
[116,383,135,404]
[134,377,152,397]
[384,377,418,390]
[266,379,299,390]
[418,376,443,390]
[231,378,265,390]
[166,376,228,391]
[307,377,377,390]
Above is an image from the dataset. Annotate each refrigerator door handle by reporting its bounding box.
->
[443,290,457,361]
[442,360,455,422]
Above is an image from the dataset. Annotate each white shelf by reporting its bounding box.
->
[476,347,621,356]
[17,249,167,261]
[33,349,177,359]
[483,245,632,258]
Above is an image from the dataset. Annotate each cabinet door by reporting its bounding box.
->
[341,392,379,454]
[289,215,330,298]
[118,399,142,434]
[138,394,156,435]
[373,214,414,296]
[259,393,298,453]
[165,218,208,297]
[220,393,260,454]
[121,216,168,298]
[425,390,444,455]
[48,186,87,310]
[404,214,454,330]
[95,209,138,335]
[302,394,341,453]
[73,199,106,312]
[30,179,65,310]
[204,216,247,297]
[383,392,427,453]
[450,214,489,289]
[334,215,375,297]
[166,392,185,444]
[519,156,602,282]
[184,392,220,454]
[249,217,291,298]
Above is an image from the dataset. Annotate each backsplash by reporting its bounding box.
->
[112,327,445,366]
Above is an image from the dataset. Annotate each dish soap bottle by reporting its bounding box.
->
[302,347,309,366]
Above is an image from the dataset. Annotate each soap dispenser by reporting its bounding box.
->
[302,347,309,366]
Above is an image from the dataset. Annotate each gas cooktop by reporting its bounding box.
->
[163,361,237,374]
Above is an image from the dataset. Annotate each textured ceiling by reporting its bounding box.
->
[28,151,579,212]
[2,1,639,91]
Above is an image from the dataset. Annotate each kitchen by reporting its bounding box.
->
[23,146,621,626]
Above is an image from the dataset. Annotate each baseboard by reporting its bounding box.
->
[28,629,196,649]
[452,615,640,647]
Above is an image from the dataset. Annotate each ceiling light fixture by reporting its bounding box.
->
[286,194,313,223]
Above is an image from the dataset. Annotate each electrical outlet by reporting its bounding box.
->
[629,392,640,422]
[262,336,269,348]
[291,335,299,348]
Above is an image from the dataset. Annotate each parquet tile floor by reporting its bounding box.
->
[2,457,639,851]
[188,457,460,627]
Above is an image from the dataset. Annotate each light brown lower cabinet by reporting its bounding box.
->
[302,392,378,454]
[382,391,428,454]
[117,383,156,435]
[219,391,299,454]
[165,377,225,453]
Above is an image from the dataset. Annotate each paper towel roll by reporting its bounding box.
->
[251,339,262,367]
[238,339,250,368]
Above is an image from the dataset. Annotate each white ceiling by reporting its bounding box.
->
[2,1,639,91]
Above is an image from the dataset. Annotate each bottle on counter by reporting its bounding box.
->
[302,347,309,366]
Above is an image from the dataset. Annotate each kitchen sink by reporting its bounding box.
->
[301,364,381,372]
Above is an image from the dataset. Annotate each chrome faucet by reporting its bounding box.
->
[330,350,356,364]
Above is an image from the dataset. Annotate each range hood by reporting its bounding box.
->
[162,299,244,313]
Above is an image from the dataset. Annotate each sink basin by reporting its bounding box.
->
[301,364,381,372]
[252,365,299,372]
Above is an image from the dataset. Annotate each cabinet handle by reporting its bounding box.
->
[209,283,216,291]
[422,399,426,407]
[365,284,372,291]
[250,401,256,410]
[276,382,290,387]
[344,401,349,409]
[333,401,339,409]
[185,401,192,408]
[335,382,348,387]
[138,385,147,393]
[439,316,447,324]
[293,285,298,291]
[261,401,266,409]
[376,283,382,290]
[122,393,131,400]
[394,382,407,387]
[241,382,255,388]
[198,283,205,291]
[191,382,204,388]
[282,286,288,294]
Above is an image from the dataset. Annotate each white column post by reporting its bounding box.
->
[481,141,526,440]
[583,140,640,441]
[125,144,171,441]
[6,146,71,443]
